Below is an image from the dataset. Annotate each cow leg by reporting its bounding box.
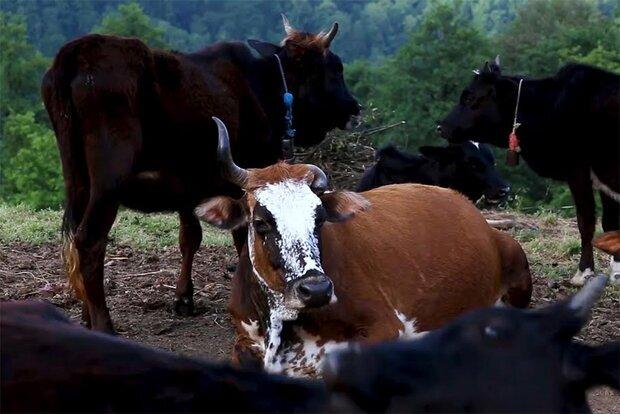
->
[600,192,620,284]
[568,172,596,286]
[74,196,119,333]
[174,210,202,316]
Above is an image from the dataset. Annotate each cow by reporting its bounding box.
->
[437,57,619,286]
[356,141,510,203]
[194,117,532,377]
[1,300,327,413]
[325,274,619,413]
[41,15,360,332]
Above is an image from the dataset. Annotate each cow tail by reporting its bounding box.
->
[42,63,87,300]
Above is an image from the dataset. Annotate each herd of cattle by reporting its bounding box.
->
[2,16,619,413]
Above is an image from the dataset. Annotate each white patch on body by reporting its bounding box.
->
[570,267,595,287]
[254,180,324,282]
[278,327,349,378]
[591,170,620,202]
[394,309,425,339]
[241,319,264,352]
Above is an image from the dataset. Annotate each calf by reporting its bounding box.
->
[326,275,619,413]
[195,118,532,377]
[356,142,510,203]
[1,300,326,413]
[438,58,619,286]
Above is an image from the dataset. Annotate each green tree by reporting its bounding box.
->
[1,111,63,209]
[355,1,492,149]
[0,12,48,118]
[92,2,168,49]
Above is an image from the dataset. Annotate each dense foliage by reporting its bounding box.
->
[0,0,617,211]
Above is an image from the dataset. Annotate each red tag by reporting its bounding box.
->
[509,131,520,152]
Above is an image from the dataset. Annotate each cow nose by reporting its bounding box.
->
[294,273,333,308]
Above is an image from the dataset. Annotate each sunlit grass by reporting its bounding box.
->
[0,203,230,249]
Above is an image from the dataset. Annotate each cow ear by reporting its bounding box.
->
[248,39,281,58]
[321,191,370,222]
[194,196,247,230]
[564,342,620,390]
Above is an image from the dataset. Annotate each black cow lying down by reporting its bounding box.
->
[325,275,619,413]
[356,142,510,203]
[2,277,617,413]
[0,301,326,413]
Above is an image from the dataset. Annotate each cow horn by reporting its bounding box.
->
[321,22,339,48]
[282,13,294,36]
[567,274,608,320]
[306,164,329,194]
[212,117,249,188]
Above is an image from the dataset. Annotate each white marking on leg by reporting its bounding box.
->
[610,257,620,285]
[570,268,595,287]
[241,319,265,353]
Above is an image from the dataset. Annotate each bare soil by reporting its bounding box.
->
[1,240,618,412]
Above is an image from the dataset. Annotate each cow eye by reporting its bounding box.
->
[253,219,271,235]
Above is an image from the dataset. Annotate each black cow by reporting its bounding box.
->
[1,301,327,413]
[356,142,510,203]
[438,58,619,286]
[325,275,619,413]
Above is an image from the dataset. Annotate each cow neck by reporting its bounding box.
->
[246,225,297,374]
[240,54,290,154]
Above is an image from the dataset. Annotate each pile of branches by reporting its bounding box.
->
[293,121,405,190]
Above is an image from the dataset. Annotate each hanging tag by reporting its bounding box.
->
[507,131,520,166]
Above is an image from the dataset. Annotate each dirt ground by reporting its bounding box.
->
[1,240,618,412]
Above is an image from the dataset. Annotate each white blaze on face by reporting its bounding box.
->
[254,180,325,282]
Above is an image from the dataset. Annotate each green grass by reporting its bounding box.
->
[0,203,230,249]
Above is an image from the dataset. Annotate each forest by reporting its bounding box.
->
[1,0,619,210]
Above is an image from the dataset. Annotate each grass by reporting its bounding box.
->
[0,203,231,250]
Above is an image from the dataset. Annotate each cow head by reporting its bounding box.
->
[248,15,360,147]
[437,56,518,147]
[419,142,510,203]
[325,275,618,413]
[196,118,369,319]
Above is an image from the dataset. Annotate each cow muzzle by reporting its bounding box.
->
[290,271,334,309]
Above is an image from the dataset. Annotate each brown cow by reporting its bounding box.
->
[195,118,532,377]
[593,231,620,284]
[41,16,360,332]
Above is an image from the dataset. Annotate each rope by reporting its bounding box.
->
[273,54,289,93]
[512,78,524,133]
[273,54,296,161]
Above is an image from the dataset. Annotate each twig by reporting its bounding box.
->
[124,269,167,277]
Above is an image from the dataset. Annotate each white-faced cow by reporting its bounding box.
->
[356,142,510,203]
[438,58,619,286]
[42,16,359,333]
[195,117,532,377]
[325,275,619,413]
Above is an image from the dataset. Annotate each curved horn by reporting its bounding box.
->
[212,117,249,188]
[281,13,294,36]
[306,164,329,194]
[568,274,609,320]
[321,22,339,48]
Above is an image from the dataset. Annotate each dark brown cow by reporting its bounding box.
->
[195,118,532,377]
[41,16,360,332]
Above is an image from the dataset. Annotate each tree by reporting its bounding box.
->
[355,1,492,149]
[1,112,63,209]
[0,12,48,118]
[92,2,168,49]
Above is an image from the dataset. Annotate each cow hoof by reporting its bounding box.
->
[570,268,594,287]
[174,297,194,316]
